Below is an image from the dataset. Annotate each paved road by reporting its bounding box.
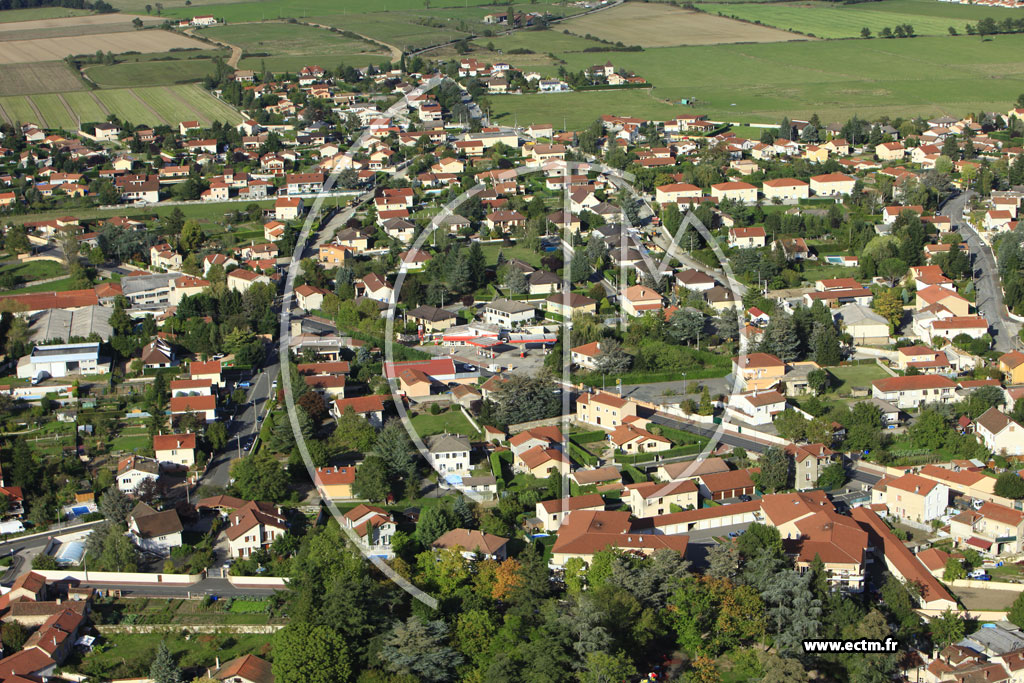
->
[0,520,107,586]
[202,349,280,489]
[649,412,773,453]
[942,190,1020,352]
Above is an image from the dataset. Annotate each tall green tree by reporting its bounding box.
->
[272,623,352,683]
[758,447,791,493]
[231,450,289,502]
[378,617,463,682]
[149,641,182,683]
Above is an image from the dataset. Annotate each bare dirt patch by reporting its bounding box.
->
[0,61,85,96]
[0,30,207,64]
[562,4,808,47]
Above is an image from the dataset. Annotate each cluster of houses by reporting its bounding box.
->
[13,53,1024,673]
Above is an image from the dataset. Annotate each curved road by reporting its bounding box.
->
[940,190,1021,352]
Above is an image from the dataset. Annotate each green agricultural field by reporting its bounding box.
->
[30,94,77,130]
[5,199,276,228]
[43,84,241,127]
[172,83,242,122]
[0,95,40,127]
[0,6,91,22]
[697,0,1005,38]
[317,12,474,52]
[204,21,383,57]
[94,88,158,125]
[86,57,225,88]
[160,0,495,23]
[137,85,205,124]
[238,53,389,73]
[61,91,110,123]
[483,29,608,54]
[500,34,1024,125]
[0,62,86,97]
[489,88,685,130]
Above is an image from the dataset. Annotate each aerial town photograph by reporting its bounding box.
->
[10,0,1024,682]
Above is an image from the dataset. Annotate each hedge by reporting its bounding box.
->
[569,441,597,467]
[622,464,648,484]
[572,430,607,444]
[489,451,504,482]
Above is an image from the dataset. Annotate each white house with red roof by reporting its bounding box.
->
[190,359,222,387]
[728,226,767,248]
[343,504,395,556]
[621,285,662,317]
[761,178,809,203]
[225,501,289,558]
[153,433,196,469]
[332,394,387,427]
[726,389,787,426]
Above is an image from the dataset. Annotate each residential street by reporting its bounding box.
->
[0,520,107,586]
[941,190,1021,352]
[202,348,280,489]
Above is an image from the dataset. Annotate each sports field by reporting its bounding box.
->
[563,3,806,47]
[697,0,1015,38]
[0,62,86,96]
[0,84,238,129]
[489,34,1024,125]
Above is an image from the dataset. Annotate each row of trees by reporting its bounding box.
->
[261,509,959,682]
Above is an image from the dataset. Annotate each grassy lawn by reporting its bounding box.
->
[0,259,65,281]
[827,363,891,394]
[410,408,481,439]
[797,262,862,284]
[75,631,273,679]
[4,199,276,227]
[479,242,545,268]
[109,432,152,453]
[0,277,83,295]
[986,562,1024,582]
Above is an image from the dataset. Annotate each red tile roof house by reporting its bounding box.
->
[697,469,756,502]
[225,500,289,558]
[534,493,605,532]
[331,394,387,427]
[432,528,509,560]
[343,504,396,556]
[210,654,274,683]
[871,375,956,409]
[727,226,767,248]
[190,359,222,386]
[550,510,687,568]
[852,507,957,610]
[170,394,217,422]
[153,433,197,469]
